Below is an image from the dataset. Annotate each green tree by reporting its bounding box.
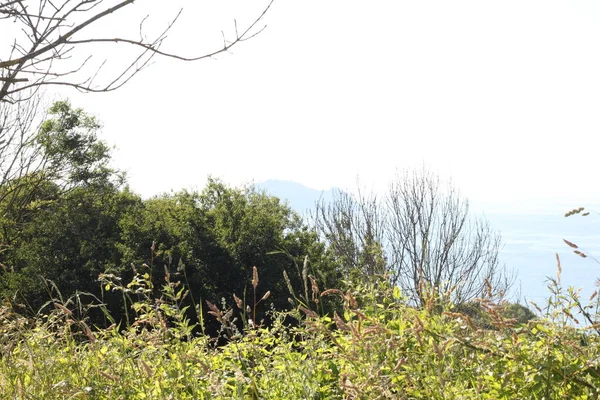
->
[118,179,342,329]
[0,101,121,248]
[1,185,140,313]
[36,101,118,188]
[116,189,236,309]
[0,102,343,332]
[0,101,132,313]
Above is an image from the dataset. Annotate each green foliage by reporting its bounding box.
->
[2,185,140,312]
[36,100,116,187]
[116,179,342,331]
[454,301,537,330]
[1,265,600,399]
[0,100,118,246]
[1,176,340,329]
[503,302,537,324]
[0,101,343,329]
[0,100,126,310]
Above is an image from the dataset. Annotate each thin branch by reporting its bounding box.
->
[0,0,20,9]
[65,0,274,63]
[0,78,28,83]
[0,1,136,69]
[1,0,275,103]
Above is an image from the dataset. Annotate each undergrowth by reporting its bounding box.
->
[2,219,600,398]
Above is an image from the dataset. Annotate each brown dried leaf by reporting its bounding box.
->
[352,309,367,320]
[333,312,349,331]
[484,278,492,298]
[100,371,119,381]
[141,360,153,377]
[565,207,585,217]
[53,303,73,316]
[309,275,320,303]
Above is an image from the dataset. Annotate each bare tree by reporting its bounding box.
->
[0,0,274,103]
[313,169,514,306]
[0,93,47,227]
[312,187,387,280]
[386,169,513,305]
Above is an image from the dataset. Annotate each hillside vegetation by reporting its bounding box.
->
[0,102,598,398]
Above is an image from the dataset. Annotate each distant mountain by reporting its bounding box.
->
[255,180,340,215]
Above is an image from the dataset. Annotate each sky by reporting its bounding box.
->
[29,0,600,210]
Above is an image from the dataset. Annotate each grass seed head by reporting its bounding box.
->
[252,266,259,289]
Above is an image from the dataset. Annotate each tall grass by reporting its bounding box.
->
[1,257,600,398]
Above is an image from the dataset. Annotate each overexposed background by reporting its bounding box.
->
[45,0,599,207]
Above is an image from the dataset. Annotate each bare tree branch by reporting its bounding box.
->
[312,168,515,306]
[0,0,275,103]
[0,1,21,10]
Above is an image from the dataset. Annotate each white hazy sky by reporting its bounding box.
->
[50,0,600,209]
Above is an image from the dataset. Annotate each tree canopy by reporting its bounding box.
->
[0,101,341,330]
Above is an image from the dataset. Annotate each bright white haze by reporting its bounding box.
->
[33,0,600,212]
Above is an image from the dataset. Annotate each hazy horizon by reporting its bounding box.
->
[257,179,600,305]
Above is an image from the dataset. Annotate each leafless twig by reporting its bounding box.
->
[0,0,275,103]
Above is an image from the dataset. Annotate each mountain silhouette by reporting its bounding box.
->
[255,180,340,215]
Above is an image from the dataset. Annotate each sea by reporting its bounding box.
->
[482,205,600,307]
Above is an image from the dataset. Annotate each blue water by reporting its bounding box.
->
[485,210,600,305]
